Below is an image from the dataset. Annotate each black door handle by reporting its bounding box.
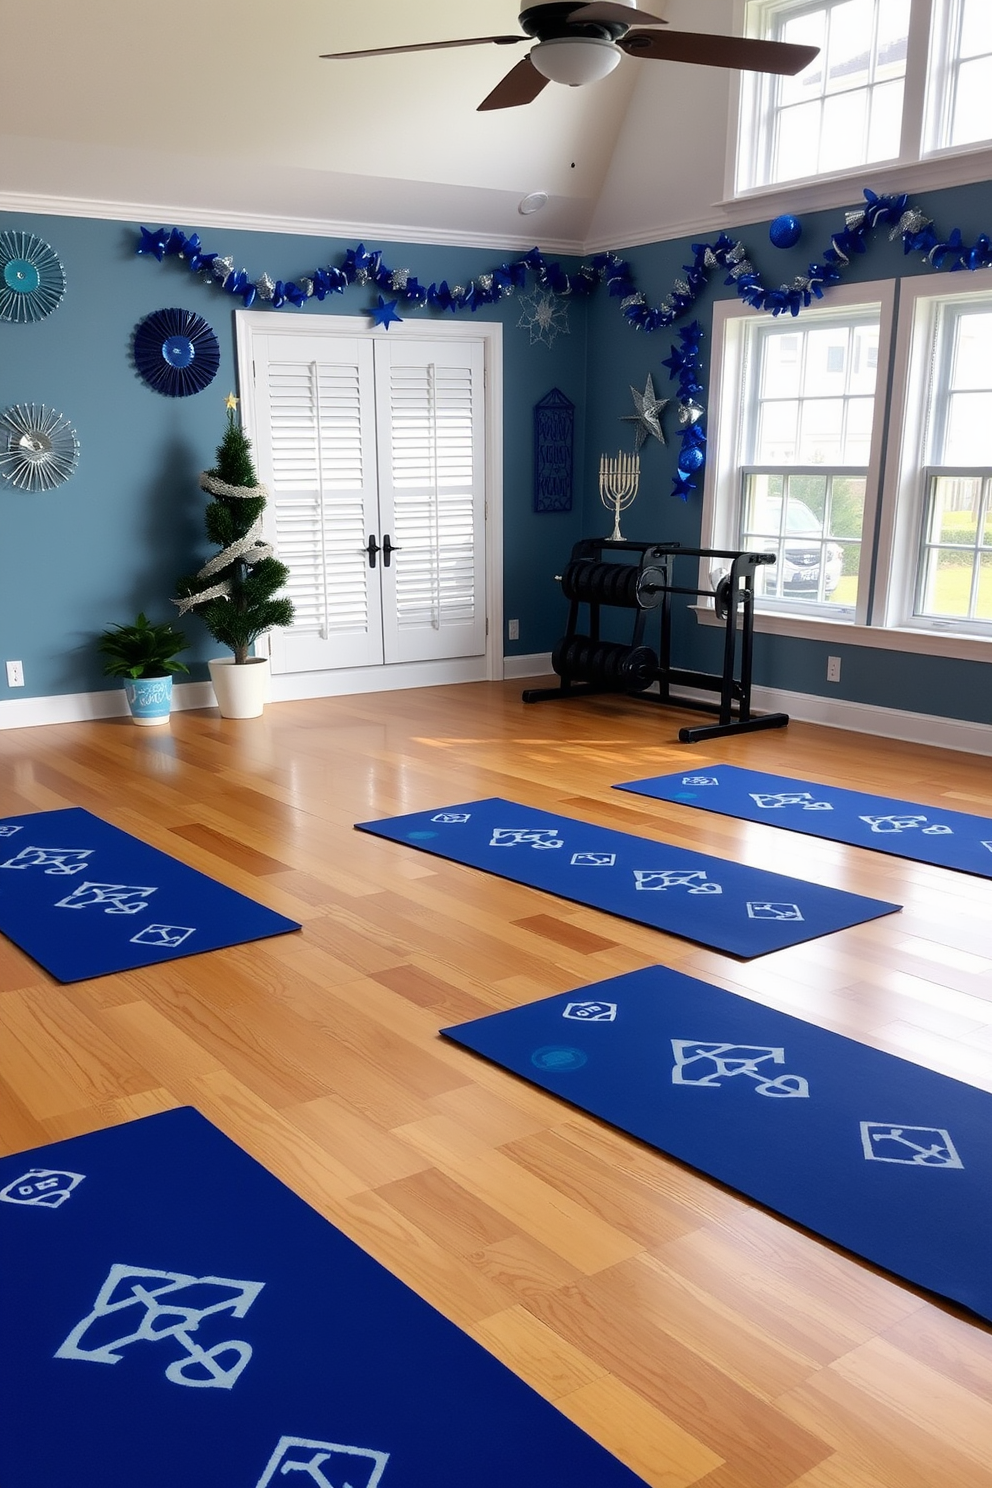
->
[366,534,380,569]
[382,534,402,567]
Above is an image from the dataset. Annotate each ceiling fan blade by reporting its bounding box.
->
[321,35,524,60]
[478,55,550,111]
[619,29,819,75]
[567,3,667,26]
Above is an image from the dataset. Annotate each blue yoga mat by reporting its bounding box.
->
[0,1108,648,1488]
[356,797,899,957]
[0,807,299,982]
[617,764,992,879]
[443,966,992,1324]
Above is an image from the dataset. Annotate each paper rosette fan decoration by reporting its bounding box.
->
[0,231,66,323]
[133,307,221,397]
[0,404,79,492]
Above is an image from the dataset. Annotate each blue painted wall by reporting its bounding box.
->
[0,212,587,699]
[583,179,992,726]
[2,184,990,726]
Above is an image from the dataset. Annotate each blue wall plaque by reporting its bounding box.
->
[533,388,574,512]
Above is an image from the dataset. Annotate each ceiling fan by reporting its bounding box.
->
[321,2,819,111]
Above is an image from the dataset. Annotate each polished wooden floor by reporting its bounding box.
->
[2,680,991,1487]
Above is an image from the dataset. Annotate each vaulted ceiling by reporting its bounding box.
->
[0,0,741,250]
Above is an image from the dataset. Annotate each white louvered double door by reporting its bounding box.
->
[250,329,487,675]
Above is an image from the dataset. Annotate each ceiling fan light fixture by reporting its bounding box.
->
[529,37,621,86]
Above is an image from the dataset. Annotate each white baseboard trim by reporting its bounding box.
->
[0,680,215,731]
[3,668,987,754]
[269,656,490,702]
[747,684,991,756]
[502,652,553,680]
[658,683,990,757]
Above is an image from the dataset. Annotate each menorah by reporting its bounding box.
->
[599,450,640,541]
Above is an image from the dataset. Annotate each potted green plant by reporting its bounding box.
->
[173,395,293,718]
[97,612,189,726]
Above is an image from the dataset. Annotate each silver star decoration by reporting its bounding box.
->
[621,374,669,448]
[390,268,410,291]
[516,289,569,347]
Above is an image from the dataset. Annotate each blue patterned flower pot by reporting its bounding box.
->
[124,674,173,726]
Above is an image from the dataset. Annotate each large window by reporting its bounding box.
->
[740,313,879,614]
[702,272,992,652]
[878,283,992,636]
[737,0,992,193]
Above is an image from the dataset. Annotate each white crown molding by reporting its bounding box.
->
[0,191,586,256]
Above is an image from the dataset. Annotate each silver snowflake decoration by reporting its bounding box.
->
[517,289,569,347]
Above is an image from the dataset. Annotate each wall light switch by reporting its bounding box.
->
[508,619,519,640]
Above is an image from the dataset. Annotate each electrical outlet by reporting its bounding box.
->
[826,655,841,683]
[5,660,24,687]
[507,618,519,640]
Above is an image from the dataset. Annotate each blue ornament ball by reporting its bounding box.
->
[678,446,705,473]
[769,214,802,249]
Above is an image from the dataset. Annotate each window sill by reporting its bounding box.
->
[722,146,992,225]
[691,605,992,662]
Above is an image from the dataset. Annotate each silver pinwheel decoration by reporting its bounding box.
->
[0,404,79,491]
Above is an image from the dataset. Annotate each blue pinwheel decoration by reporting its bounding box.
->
[133,307,221,397]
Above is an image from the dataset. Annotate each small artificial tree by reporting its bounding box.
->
[174,395,293,663]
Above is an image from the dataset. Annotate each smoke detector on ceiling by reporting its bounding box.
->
[518,190,550,215]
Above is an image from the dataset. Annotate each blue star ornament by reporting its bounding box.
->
[369,295,402,329]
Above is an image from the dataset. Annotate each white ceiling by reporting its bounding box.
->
[0,0,741,251]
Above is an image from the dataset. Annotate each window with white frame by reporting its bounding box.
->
[926,0,992,152]
[737,0,992,194]
[705,273,992,648]
[708,291,886,621]
[878,278,992,635]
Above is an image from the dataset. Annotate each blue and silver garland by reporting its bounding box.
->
[0,231,66,324]
[136,187,984,499]
[133,307,221,398]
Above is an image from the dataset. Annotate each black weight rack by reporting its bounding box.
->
[522,537,790,743]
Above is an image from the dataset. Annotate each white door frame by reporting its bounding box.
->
[235,310,504,701]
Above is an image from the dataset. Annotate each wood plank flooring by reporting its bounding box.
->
[1,680,990,1486]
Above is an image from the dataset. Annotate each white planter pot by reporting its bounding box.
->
[208,656,270,719]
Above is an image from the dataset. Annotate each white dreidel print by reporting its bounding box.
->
[0,1168,85,1208]
[255,1438,390,1488]
[56,1263,264,1389]
[489,828,564,850]
[671,1040,809,1098]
